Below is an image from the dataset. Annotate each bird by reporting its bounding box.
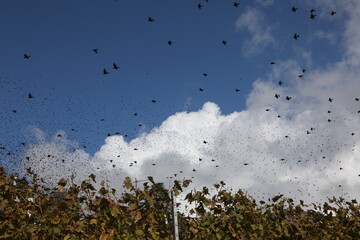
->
[286,96,292,100]
[197,3,203,9]
[266,109,270,111]
[113,63,119,70]
[310,13,317,19]
[293,33,300,40]
[233,2,240,7]
[331,11,336,16]
[235,89,240,92]
[222,40,228,45]
[275,94,280,99]
[291,7,298,12]
[203,140,208,144]
[298,74,304,78]
[278,81,283,86]
[355,98,359,101]
[167,40,173,45]
[151,99,157,103]
[203,73,208,77]
[103,69,109,75]
[199,88,204,92]
[12,110,17,113]
[328,97,333,102]
[148,17,155,22]
[310,9,316,13]
[92,49,98,54]
[270,61,276,65]
[23,54,31,59]
[28,93,34,99]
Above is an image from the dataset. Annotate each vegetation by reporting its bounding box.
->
[1,166,360,239]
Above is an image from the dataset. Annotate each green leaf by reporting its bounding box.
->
[135,229,144,236]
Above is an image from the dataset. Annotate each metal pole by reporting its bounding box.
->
[171,191,180,240]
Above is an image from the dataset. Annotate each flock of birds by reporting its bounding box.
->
[3,2,360,203]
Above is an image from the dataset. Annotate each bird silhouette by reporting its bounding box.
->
[233,2,240,7]
[310,13,317,19]
[270,61,276,65]
[291,7,298,12]
[235,89,240,92]
[203,140,208,144]
[203,73,208,77]
[331,11,336,16]
[355,98,359,101]
[28,93,34,99]
[293,33,300,40]
[92,49,98,54]
[23,54,31,59]
[278,81,283,86]
[328,98,333,102]
[275,94,280,98]
[199,88,204,92]
[151,99,157,103]
[167,40,173,45]
[113,63,119,70]
[197,3,203,9]
[148,17,155,22]
[286,96,292,100]
[103,69,109,75]
[222,40,228,45]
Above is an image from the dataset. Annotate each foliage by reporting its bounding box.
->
[1,167,360,239]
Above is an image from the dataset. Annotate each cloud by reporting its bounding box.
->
[21,0,360,204]
[235,8,275,56]
[255,0,274,7]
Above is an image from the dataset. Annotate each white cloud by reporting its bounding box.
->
[255,0,274,7]
[21,0,360,204]
[235,8,275,56]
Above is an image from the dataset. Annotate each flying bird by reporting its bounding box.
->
[23,54,31,59]
[151,99,157,103]
[222,40,228,45]
[286,96,292,100]
[113,63,119,70]
[148,17,155,22]
[328,97,333,102]
[278,81,283,86]
[92,49,98,54]
[270,61,276,65]
[275,94,280,99]
[291,7,298,12]
[167,40,173,45]
[199,88,204,92]
[203,73,208,77]
[331,11,336,16]
[355,98,359,101]
[310,13,317,19]
[235,89,240,92]
[197,3,203,9]
[233,2,240,7]
[28,93,34,99]
[293,33,300,40]
[103,69,109,75]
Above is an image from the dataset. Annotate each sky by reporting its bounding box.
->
[1,0,360,204]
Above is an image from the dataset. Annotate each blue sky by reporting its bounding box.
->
[2,0,360,203]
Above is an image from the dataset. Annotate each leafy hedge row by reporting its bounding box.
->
[1,166,360,239]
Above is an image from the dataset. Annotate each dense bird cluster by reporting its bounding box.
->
[3,1,359,205]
